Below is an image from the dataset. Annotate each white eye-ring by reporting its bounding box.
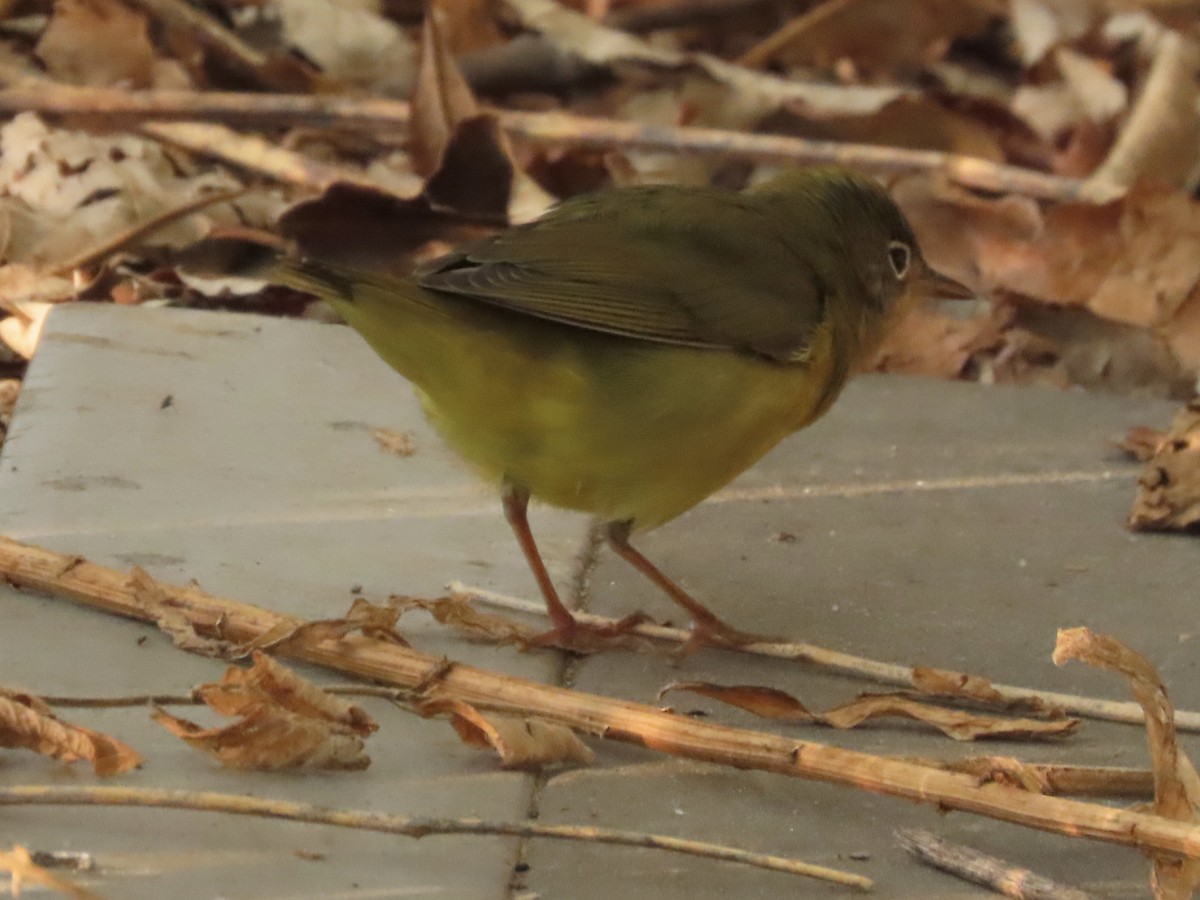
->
[887,240,911,280]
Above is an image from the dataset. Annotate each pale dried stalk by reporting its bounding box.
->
[0,785,868,888]
[0,85,1085,201]
[453,584,1200,732]
[896,829,1092,900]
[1,536,1199,860]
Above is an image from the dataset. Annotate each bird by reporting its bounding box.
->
[277,167,970,652]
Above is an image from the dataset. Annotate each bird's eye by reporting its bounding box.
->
[887,241,911,280]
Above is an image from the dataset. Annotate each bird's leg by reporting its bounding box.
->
[605,520,767,653]
[502,485,647,651]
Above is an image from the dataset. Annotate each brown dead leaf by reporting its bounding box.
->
[422,698,593,769]
[411,5,481,178]
[128,566,240,658]
[821,694,1078,741]
[254,597,410,653]
[660,682,1077,741]
[1053,627,1200,897]
[36,0,158,89]
[372,427,416,458]
[869,306,1008,379]
[0,693,142,776]
[152,704,369,771]
[153,653,376,770]
[211,651,377,737]
[1120,425,1168,462]
[0,845,101,899]
[741,0,1001,75]
[0,300,53,360]
[393,594,538,645]
[276,0,415,95]
[1128,399,1200,531]
[1086,31,1200,202]
[911,665,1065,718]
[659,681,815,723]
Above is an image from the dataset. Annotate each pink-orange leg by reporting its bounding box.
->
[605,520,767,653]
[502,485,646,651]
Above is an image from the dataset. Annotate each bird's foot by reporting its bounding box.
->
[676,610,774,657]
[522,611,652,654]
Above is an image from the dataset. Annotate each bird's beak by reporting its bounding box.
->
[921,265,976,300]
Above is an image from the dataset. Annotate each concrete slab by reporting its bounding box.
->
[0,302,1191,898]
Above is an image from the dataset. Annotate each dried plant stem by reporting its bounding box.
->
[453,585,1200,733]
[0,85,1084,201]
[895,829,1092,900]
[1,536,1199,860]
[0,785,868,889]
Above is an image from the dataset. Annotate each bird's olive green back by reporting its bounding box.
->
[413,185,828,362]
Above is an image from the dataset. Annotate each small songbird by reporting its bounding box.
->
[278,168,970,651]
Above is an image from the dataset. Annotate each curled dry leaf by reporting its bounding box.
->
[248,596,410,654]
[35,0,159,89]
[911,665,1065,717]
[1128,399,1200,532]
[393,594,538,646]
[152,652,375,770]
[1053,627,1200,898]
[0,845,100,900]
[0,300,52,360]
[152,705,369,772]
[422,698,594,769]
[0,692,142,776]
[214,651,377,737]
[661,682,1078,742]
[128,566,240,658]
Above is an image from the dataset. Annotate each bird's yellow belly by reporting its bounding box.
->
[417,321,845,530]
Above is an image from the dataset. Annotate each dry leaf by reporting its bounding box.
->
[661,682,1078,741]
[742,0,1001,76]
[659,682,816,723]
[1085,31,1200,202]
[152,704,369,771]
[394,594,538,645]
[422,699,593,769]
[0,845,101,900]
[0,693,142,776]
[372,427,416,458]
[1128,399,1200,531]
[128,566,240,658]
[213,651,377,737]
[153,653,376,770]
[252,597,410,653]
[0,300,52,360]
[1053,627,1200,898]
[1120,425,1168,462]
[276,0,415,94]
[36,0,158,88]
[911,665,1065,717]
[820,694,1077,741]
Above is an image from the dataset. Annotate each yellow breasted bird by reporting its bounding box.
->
[277,168,970,651]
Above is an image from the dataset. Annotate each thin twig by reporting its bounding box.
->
[605,0,781,32]
[0,785,871,889]
[0,85,1086,201]
[39,684,411,708]
[0,538,1199,860]
[452,584,1200,732]
[895,829,1092,900]
[50,186,249,276]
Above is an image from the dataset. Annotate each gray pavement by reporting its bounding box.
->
[0,302,1192,898]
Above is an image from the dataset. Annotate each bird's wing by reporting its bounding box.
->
[414,186,827,361]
